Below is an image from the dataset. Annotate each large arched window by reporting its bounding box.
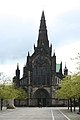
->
[32,55,51,85]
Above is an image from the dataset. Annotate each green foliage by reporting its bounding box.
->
[16,87,27,100]
[0,84,27,100]
[56,74,80,100]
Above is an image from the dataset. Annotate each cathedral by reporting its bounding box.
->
[13,11,68,107]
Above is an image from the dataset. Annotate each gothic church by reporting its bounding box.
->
[13,11,68,107]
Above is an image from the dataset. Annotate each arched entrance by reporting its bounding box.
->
[33,88,50,107]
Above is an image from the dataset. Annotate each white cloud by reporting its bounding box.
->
[56,40,80,74]
[0,40,79,78]
[0,0,80,23]
[0,59,25,79]
[0,0,80,78]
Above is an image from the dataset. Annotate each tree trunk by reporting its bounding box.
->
[70,98,72,112]
[0,99,1,110]
[1,99,3,111]
[68,99,69,110]
[78,97,80,113]
[19,99,20,106]
[73,98,76,112]
[7,99,15,109]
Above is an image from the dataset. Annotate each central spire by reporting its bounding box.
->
[37,11,49,48]
[40,11,46,30]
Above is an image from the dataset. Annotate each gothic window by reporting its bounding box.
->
[32,56,51,85]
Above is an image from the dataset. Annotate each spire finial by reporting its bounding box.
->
[28,51,30,56]
[65,62,67,68]
[42,10,45,18]
[40,10,46,30]
[17,63,19,69]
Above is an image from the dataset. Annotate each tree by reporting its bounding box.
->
[71,53,80,113]
[56,74,80,112]
[0,83,27,110]
[16,87,27,100]
[56,76,75,98]
[0,72,27,110]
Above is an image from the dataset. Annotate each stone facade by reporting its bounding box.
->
[13,11,68,107]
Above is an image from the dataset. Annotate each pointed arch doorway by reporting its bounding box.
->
[33,88,50,107]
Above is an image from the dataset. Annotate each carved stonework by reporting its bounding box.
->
[14,11,64,107]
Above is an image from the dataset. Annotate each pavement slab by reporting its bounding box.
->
[0,107,79,120]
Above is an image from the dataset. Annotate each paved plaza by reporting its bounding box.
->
[0,107,80,120]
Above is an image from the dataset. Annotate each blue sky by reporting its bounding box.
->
[0,0,80,78]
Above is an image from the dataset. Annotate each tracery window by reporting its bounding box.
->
[32,56,51,85]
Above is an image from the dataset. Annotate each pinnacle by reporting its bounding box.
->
[41,10,45,20]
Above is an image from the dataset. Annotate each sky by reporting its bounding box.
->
[0,0,80,79]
